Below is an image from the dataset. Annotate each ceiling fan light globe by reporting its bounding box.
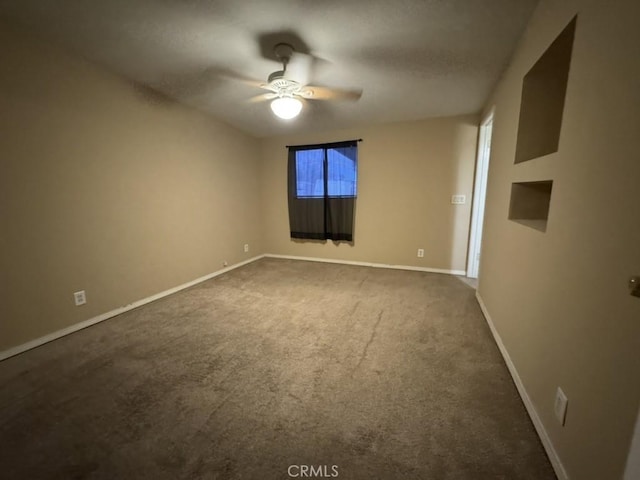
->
[270,97,302,119]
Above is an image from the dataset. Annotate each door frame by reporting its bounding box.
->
[466,109,494,279]
[624,406,640,479]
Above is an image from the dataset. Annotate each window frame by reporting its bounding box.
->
[287,139,360,243]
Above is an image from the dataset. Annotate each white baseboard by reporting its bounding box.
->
[264,254,466,276]
[0,255,265,362]
[1,254,463,361]
[475,292,568,480]
[1,254,570,480]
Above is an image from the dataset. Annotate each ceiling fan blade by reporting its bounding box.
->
[299,85,363,101]
[248,92,278,103]
[203,66,265,89]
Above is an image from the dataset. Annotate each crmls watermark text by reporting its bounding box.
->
[287,465,339,477]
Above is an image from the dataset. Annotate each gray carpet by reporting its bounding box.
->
[0,258,556,479]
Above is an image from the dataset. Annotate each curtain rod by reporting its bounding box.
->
[285,138,363,149]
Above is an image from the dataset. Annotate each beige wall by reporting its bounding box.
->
[478,0,640,479]
[0,22,477,355]
[0,24,262,351]
[8,2,639,476]
[260,117,478,271]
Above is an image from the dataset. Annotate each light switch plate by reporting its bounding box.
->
[451,195,466,204]
[73,290,86,306]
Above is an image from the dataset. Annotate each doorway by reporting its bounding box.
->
[467,111,494,280]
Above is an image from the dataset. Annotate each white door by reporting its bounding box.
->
[466,112,494,279]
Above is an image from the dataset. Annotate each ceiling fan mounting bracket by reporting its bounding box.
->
[274,43,294,64]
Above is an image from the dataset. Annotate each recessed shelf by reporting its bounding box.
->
[508,181,553,232]
[514,16,576,164]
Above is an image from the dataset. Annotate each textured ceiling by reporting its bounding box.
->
[0,0,539,137]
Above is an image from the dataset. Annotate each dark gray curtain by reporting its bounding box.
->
[288,140,358,242]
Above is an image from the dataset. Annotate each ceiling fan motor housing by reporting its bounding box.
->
[265,43,314,98]
[266,74,302,97]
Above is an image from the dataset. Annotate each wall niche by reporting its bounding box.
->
[508,181,553,232]
[514,16,577,164]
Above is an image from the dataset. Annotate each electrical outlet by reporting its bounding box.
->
[73,290,86,306]
[244,244,249,253]
[554,387,568,426]
[417,248,425,258]
[223,261,228,267]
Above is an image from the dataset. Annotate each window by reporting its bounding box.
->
[295,147,357,198]
[287,140,359,242]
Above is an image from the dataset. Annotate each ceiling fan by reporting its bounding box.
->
[247,43,362,120]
